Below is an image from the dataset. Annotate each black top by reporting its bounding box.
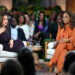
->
[47,22,58,39]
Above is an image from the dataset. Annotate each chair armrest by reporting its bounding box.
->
[45,42,48,59]
[44,39,56,61]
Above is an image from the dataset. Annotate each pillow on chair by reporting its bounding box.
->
[48,41,57,49]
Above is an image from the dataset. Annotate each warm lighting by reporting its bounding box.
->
[0,0,12,11]
[56,0,66,11]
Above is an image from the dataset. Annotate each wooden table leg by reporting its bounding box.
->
[33,53,39,64]
[33,53,40,70]
[0,63,2,72]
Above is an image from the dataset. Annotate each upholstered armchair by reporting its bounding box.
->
[0,41,29,70]
[44,39,57,72]
[44,39,56,61]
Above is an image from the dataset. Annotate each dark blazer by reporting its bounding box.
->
[33,21,48,45]
[17,28,27,41]
[47,22,58,39]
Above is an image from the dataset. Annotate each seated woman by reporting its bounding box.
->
[0,13,24,53]
[47,11,75,73]
[16,14,30,40]
[34,11,48,46]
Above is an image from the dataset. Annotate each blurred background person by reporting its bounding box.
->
[47,12,57,39]
[34,11,48,46]
[30,12,36,25]
[16,14,29,40]
[18,47,35,75]
[10,18,26,41]
[1,59,24,75]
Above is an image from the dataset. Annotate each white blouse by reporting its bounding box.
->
[17,24,30,40]
[28,24,35,38]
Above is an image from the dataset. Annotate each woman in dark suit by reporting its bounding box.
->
[0,14,24,53]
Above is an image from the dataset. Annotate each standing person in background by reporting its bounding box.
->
[47,11,75,73]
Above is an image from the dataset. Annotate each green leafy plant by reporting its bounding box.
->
[33,5,44,18]
[51,6,62,12]
[18,6,27,13]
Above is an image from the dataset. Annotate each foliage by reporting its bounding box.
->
[51,6,62,12]
[0,6,8,11]
[33,5,44,18]
[18,6,27,13]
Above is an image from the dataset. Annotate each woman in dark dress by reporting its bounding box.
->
[34,11,48,45]
[0,14,24,53]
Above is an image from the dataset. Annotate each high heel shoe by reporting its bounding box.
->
[46,61,53,67]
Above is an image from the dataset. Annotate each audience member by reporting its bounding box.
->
[1,59,24,75]
[63,51,75,73]
[30,13,36,25]
[67,62,75,75]
[16,14,29,40]
[47,12,57,39]
[10,18,26,41]
[34,11,48,45]
[18,47,35,75]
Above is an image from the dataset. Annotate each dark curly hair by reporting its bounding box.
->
[18,47,35,75]
[38,11,46,26]
[1,59,24,75]
[16,14,25,25]
[63,51,75,73]
[60,11,75,29]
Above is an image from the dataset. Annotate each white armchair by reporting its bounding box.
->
[45,41,57,60]
[0,41,29,70]
[0,44,17,62]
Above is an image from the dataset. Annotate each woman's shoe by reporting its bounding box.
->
[54,67,59,73]
[46,61,53,67]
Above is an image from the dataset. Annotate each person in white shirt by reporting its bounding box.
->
[24,14,35,41]
[10,18,26,41]
[16,14,30,40]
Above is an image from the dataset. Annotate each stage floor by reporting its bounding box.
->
[36,60,56,75]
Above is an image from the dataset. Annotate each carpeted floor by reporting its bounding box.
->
[36,60,56,75]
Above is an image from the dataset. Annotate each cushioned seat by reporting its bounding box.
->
[45,40,57,60]
[0,58,17,62]
[0,51,17,58]
[47,49,55,59]
[0,44,17,62]
[0,41,29,63]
